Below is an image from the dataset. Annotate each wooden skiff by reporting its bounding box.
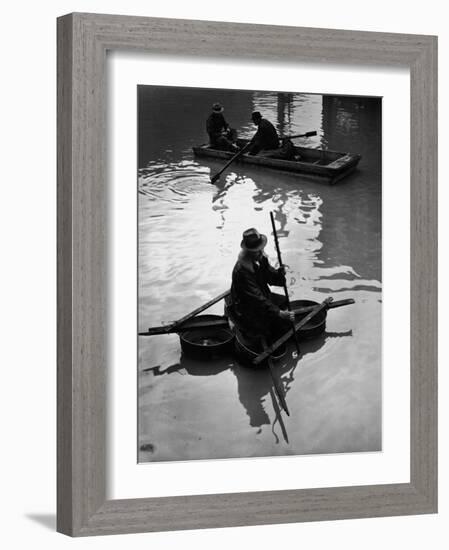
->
[193,139,361,184]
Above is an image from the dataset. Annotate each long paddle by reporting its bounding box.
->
[210,131,316,184]
[281,130,317,140]
[140,318,229,336]
[170,289,230,330]
[270,211,301,355]
[210,141,252,184]
[140,298,355,336]
[262,337,290,416]
[253,298,333,366]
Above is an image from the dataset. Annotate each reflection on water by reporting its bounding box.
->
[138,86,382,462]
[140,328,352,452]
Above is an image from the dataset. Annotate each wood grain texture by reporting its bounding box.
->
[409,37,438,508]
[56,12,438,536]
[57,13,74,536]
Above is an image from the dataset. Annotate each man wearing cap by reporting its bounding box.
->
[248,111,280,155]
[228,228,294,342]
[206,103,238,151]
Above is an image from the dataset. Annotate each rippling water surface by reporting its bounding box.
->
[138,86,382,462]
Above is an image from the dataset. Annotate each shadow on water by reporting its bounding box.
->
[142,329,352,444]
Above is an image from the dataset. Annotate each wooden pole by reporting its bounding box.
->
[270,211,301,354]
[210,142,252,183]
[254,298,333,365]
[140,298,355,336]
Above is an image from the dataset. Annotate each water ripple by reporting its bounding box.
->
[138,161,210,201]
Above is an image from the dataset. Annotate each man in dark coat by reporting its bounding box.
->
[248,111,280,155]
[228,228,294,341]
[206,102,238,151]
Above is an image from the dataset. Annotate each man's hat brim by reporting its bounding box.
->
[240,233,267,251]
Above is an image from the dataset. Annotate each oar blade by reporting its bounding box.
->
[209,143,250,184]
[210,173,220,184]
[139,325,173,336]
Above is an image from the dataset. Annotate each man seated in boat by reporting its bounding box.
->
[247,111,280,155]
[206,102,238,152]
[226,228,295,354]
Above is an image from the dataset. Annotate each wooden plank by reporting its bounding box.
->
[140,298,355,336]
[170,290,230,330]
[253,298,333,365]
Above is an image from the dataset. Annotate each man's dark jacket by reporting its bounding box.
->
[206,112,229,144]
[229,253,285,335]
[249,118,279,154]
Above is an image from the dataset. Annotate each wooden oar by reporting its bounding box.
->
[170,290,230,330]
[282,130,317,140]
[139,290,230,336]
[140,298,355,336]
[139,318,229,336]
[270,211,300,354]
[262,337,290,416]
[318,297,354,310]
[253,298,333,366]
[210,131,315,183]
[210,142,252,184]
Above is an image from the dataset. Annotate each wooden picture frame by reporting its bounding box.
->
[57,12,437,536]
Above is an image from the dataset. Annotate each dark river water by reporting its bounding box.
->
[137,86,382,462]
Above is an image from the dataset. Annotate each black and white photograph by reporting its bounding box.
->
[137,85,382,463]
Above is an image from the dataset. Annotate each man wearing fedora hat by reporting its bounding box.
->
[206,102,238,151]
[248,111,280,155]
[227,228,294,343]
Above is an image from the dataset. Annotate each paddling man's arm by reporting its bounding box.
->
[235,269,292,321]
[259,255,286,286]
[279,310,295,322]
[259,256,294,322]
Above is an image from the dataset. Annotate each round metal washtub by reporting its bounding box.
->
[291,299,327,340]
[234,329,287,367]
[179,314,234,359]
